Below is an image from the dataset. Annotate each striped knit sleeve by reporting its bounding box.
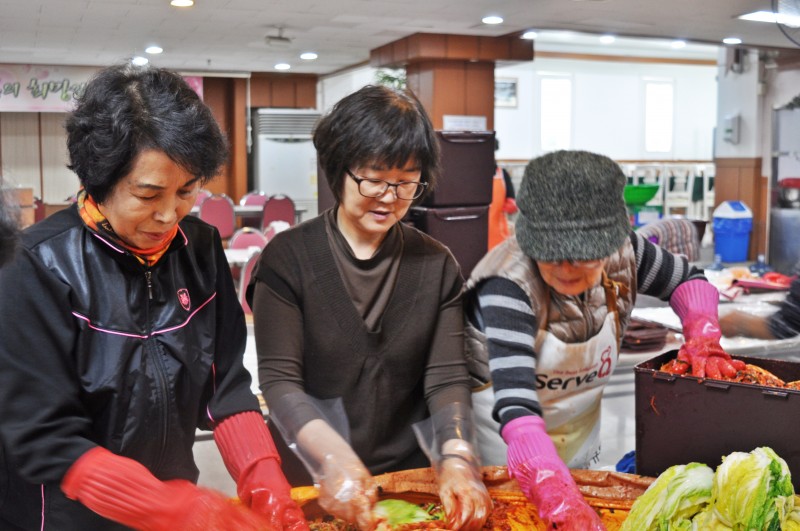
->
[630,231,707,301]
[475,276,543,428]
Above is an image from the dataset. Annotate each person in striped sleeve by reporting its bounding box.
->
[462,150,741,530]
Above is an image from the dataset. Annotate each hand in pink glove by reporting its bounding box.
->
[214,412,309,530]
[670,279,746,379]
[502,416,605,531]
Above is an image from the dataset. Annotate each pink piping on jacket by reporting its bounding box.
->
[70,292,216,339]
[90,226,188,254]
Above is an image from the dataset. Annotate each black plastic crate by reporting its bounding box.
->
[407,205,489,278]
[635,350,800,488]
[421,131,495,207]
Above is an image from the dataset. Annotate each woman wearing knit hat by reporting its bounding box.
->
[462,150,741,530]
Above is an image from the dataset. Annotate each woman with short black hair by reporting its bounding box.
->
[0,63,306,531]
[249,84,491,530]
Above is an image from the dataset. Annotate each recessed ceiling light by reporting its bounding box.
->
[723,37,743,45]
[521,31,538,40]
[482,15,503,25]
[300,52,318,60]
[599,35,616,44]
[145,45,163,54]
[274,63,291,71]
[170,0,194,6]
[670,40,687,49]
[131,56,149,66]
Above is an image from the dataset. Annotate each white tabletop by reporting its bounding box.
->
[224,247,261,267]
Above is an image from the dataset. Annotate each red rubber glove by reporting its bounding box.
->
[214,411,309,530]
[502,416,605,531]
[670,279,746,379]
[502,197,518,214]
[62,446,274,530]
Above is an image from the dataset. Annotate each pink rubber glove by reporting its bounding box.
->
[502,416,604,530]
[670,279,746,379]
[214,412,309,530]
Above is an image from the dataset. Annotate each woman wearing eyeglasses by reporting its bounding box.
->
[247,84,491,530]
[462,150,740,530]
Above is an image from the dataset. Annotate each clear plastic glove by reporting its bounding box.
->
[502,416,605,531]
[294,419,378,530]
[62,447,275,531]
[436,441,492,530]
[269,396,377,530]
[670,279,746,379]
[412,404,491,530]
[214,411,309,530]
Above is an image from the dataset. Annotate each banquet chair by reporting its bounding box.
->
[238,251,261,315]
[228,227,269,251]
[239,190,268,229]
[663,166,693,217]
[260,194,296,231]
[228,227,268,284]
[637,217,700,262]
[197,193,236,240]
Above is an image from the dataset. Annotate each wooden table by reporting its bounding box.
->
[224,247,261,267]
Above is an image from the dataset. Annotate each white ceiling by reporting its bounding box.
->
[0,0,797,76]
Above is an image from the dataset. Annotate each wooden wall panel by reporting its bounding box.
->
[432,61,467,125]
[714,157,764,259]
[250,74,317,109]
[202,77,235,198]
[371,32,533,67]
[464,62,494,130]
[446,35,478,58]
[270,77,297,108]
[40,113,77,203]
[250,76,273,108]
[229,78,248,201]
[406,60,494,131]
[0,113,40,193]
[296,81,317,109]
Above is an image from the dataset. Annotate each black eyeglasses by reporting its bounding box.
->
[346,169,427,200]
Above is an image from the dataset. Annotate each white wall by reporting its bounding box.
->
[318,65,379,112]
[494,57,718,162]
[315,57,719,165]
[759,63,800,177]
[714,48,762,159]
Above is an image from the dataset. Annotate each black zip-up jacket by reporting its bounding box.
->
[0,206,259,530]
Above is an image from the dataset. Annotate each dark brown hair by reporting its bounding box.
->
[65,63,228,204]
[313,84,440,204]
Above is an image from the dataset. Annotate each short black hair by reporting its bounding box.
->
[65,63,229,204]
[313,84,440,204]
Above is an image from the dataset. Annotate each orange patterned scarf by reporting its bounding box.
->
[77,189,178,266]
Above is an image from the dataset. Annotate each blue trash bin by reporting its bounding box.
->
[713,201,753,262]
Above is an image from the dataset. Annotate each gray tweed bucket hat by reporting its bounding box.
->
[514,150,631,262]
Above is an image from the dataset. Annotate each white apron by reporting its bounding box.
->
[474,273,621,469]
